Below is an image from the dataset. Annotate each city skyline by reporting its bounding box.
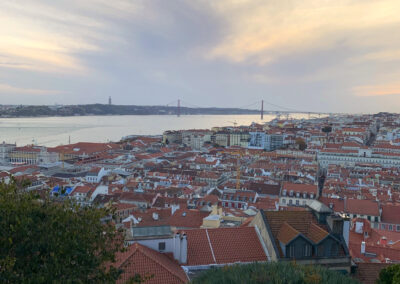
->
[1,0,400,112]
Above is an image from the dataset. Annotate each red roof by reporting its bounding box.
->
[113,242,188,284]
[184,227,267,266]
[49,142,119,155]
[346,199,380,216]
[72,185,93,194]
[169,209,209,228]
[282,182,318,194]
[381,204,400,224]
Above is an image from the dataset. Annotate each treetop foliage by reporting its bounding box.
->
[0,178,124,283]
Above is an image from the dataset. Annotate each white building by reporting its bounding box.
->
[318,148,400,170]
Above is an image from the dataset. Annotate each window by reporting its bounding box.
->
[381,224,386,230]
[289,199,293,205]
[331,243,338,256]
[397,225,400,232]
[289,245,295,257]
[375,216,379,222]
[389,225,393,231]
[158,242,166,251]
[318,245,324,257]
[282,199,286,204]
[296,200,300,206]
[304,245,312,257]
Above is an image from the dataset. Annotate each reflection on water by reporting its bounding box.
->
[0,114,309,147]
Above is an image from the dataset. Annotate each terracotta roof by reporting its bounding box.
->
[72,185,92,194]
[307,222,329,244]
[114,242,188,284]
[263,210,338,258]
[248,182,280,196]
[282,182,318,194]
[277,222,300,244]
[381,204,400,224]
[346,199,380,216]
[319,197,345,212]
[185,227,267,266]
[169,209,209,228]
[49,142,120,155]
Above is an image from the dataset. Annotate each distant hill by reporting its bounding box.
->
[0,104,260,117]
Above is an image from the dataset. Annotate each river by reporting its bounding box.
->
[0,114,310,147]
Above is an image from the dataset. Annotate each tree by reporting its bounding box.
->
[377,264,400,284]
[322,125,332,134]
[0,178,124,283]
[295,138,307,151]
[191,262,360,284]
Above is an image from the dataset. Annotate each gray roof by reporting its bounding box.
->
[131,225,173,238]
[308,200,333,213]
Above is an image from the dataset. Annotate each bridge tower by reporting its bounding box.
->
[261,100,264,120]
[177,99,180,117]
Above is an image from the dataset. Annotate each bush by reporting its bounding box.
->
[377,264,400,284]
[191,262,359,284]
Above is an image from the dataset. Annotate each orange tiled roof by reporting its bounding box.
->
[277,222,300,244]
[346,199,380,216]
[282,182,318,194]
[307,222,329,243]
[184,227,267,266]
[114,242,188,284]
[264,210,338,257]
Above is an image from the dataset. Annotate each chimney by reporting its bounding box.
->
[327,214,350,248]
[152,212,159,220]
[380,236,387,246]
[171,204,180,215]
[361,241,366,254]
[343,216,350,248]
[180,233,188,264]
[173,233,181,262]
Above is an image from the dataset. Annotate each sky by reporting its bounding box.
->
[1,0,400,113]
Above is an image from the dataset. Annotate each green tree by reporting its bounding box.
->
[322,125,332,134]
[0,178,124,283]
[296,138,307,151]
[191,262,359,284]
[377,264,400,284]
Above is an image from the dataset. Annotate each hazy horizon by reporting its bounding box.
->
[1,1,400,113]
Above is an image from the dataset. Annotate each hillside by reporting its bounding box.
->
[0,104,260,117]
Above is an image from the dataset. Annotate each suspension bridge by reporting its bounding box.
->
[164,99,345,120]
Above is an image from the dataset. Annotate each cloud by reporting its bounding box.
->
[0,0,400,112]
[0,84,66,95]
[0,0,139,74]
[207,0,400,65]
[353,84,400,97]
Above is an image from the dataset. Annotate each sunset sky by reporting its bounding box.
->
[1,0,400,113]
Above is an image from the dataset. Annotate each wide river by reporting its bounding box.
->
[0,114,310,147]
